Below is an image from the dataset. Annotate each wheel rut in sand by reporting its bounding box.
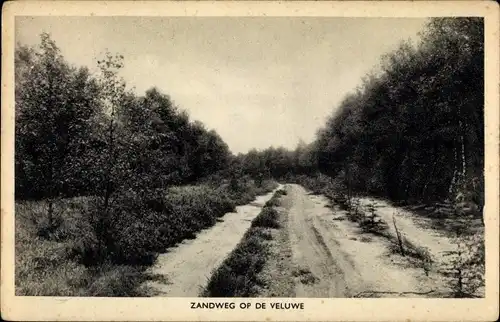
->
[287,185,352,297]
[142,185,283,297]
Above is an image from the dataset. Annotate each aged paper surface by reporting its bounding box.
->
[2,1,499,321]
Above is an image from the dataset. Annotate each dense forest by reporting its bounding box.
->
[15,17,484,296]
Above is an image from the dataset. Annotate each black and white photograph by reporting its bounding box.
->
[2,1,499,321]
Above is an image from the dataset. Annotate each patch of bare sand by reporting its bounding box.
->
[356,197,458,269]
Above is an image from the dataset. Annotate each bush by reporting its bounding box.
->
[202,232,268,297]
[219,178,278,206]
[441,232,485,298]
[72,184,238,265]
[276,189,287,196]
[251,207,280,229]
[254,180,279,195]
[358,202,387,234]
[24,184,232,292]
[15,200,139,297]
[291,173,346,202]
[86,264,150,297]
[264,196,281,208]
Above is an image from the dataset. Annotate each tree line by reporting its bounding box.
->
[15,33,232,203]
[236,18,484,213]
[14,17,484,297]
[17,17,483,209]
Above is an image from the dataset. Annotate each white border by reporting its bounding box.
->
[2,1,499,321]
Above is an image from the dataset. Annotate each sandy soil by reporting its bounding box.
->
[142,185,282,297]
[285,184,447,298]
[356,197,457,267]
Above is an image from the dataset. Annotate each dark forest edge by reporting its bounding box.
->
[15,17,484,296]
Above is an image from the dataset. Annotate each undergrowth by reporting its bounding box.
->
[16,178,277,296]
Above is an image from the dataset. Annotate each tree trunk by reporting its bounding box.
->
[458,102,467,180]
[422,154,438,200]
[103,103,116,213]
[345,161,352,207]
[448,147,458,198]
[47,198,54,227]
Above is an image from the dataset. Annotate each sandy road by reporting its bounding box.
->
[143,185,282,297]
[285,184,445,298]
[286,185,358,297]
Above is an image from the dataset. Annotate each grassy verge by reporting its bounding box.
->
[201,188,287,297]
[15,198,152,296]
[15,178,278,296]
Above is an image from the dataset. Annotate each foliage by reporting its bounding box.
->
[313,18,484,206]
[15,33,102,200]
[14,33,277,295]
[15,177,271,295]
[252,207,281,229]
[202,230,268,297]
[15,199,150,297]
[15,34,234,204]
[440,232,485,297]
[15,18,485,297]
[358,202,387,234]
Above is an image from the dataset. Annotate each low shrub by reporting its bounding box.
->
[291,173,346,202]
[264,197,280,208]
[15,199,154,296]
[263,188,287,208]
[275,189,287,196]
[72,184,238,265]
[223,179,278,206]
[202,231,268,297]
[253,180,279,196]
[85,264,151,297]
[16,177,278,296]
[440,232,485,298]
[251,207,280,229]
[358,202,388,234]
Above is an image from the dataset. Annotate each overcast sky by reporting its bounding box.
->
[16,17,427,154]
